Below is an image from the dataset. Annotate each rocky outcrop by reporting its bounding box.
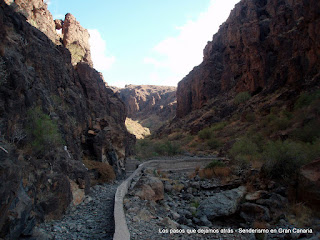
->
[62,13,93,66]
[4,0,58,43]
[177,0,320,118]
[0,1,133,238]
[114,85,176,132]
[6,0,92,66]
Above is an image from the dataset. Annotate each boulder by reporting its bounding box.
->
[197,186,246,220]
[69,179,85,206]
[134,176,164,201]
[245,190,268,201]
[240,203,270,223]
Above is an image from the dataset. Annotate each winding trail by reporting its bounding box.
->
[38,156,216,240]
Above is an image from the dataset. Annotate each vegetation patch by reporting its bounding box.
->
[234,91,251,105]
[205,159,225,169]
[262,140,310,180]
[83,159,115,184]
[198,127,212,140]
[229,137,260,163]
[291,119,320,143]
[135,138,181,159]
[67,43,85,64]
[294,90,320,110]
[26,107,64,155]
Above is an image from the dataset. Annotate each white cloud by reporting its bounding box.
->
[144,0,240,86]
[88,29,115,72]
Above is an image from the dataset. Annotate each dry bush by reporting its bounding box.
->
[188,166,200,179]
[214,167,231,178]
[199,166,232,180]
[199,168,215,179]
[83,159,115,184]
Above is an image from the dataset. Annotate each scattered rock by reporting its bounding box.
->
[240,203,270,223]
[137,208,153,221]
[134,175,164,201]
[197,186,246,220]
[245,190,268,201]
[161,217,179,229]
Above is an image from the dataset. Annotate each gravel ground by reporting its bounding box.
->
[36,182,119,240]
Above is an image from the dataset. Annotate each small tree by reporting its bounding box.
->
[27,107,64,155]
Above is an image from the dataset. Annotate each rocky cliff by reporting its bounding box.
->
[114,85,176,132]
[0,1,133,238]
[176,0,320,118]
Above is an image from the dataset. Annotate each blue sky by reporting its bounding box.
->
[48,0,240,87]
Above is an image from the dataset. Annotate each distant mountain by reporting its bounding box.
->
[113,85,176,134]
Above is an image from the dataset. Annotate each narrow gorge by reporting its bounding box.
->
[0,0,320,239]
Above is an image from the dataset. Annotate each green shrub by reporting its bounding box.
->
[198,127,212,140]
[230,137,259,158]
[282,110,293,120]
[27,107,64,154]
[234,91,251,105]
[294,90,320,110]
[161,141,181,156]
[67,43,85,64]
[249,133,266,153]
[306,138,320,161]
[272,116,291,131]
[211,121,228,131]
[262,140,309,180]
[205,159,225,169]
[136,139,181,158]
[291,120,320,143]
[245,112,256,122]
[230,137,260,164]
[207,137,221,149]
[266,113,277,123]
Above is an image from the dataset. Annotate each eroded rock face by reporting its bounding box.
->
[0,1,133,238]
[5,0,58,43]
[177,0,320,118]
[62,13,93,66]
[114,85,176,132]
[7,1,92,66]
